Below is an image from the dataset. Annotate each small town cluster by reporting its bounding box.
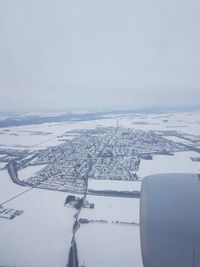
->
[12,127,185,192]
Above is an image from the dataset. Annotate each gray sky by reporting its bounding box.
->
[0,0,200,112]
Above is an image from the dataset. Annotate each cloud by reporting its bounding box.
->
[0,0,199,111]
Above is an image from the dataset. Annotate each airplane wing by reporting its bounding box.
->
[140,173,200,267]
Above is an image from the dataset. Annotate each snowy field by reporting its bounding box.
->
[18,164,47,181]
[0,170,29,204]
[80,195,140,223]
[137,151,200,178]
[0,161,7,169]
[76,224,143,267]
[88,179,141,192]
[0,119,116,151]
[0,131,56,150]
[118,112,200,135]
[77,195,142,267]
[0,177,77,267]
[163,135,191,145]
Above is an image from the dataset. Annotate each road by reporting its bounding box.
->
[7,161,28,187]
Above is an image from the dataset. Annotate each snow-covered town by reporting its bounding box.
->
[0,111,200,267]
[3,127,187,194]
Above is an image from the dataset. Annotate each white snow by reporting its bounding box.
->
[117,112,200,135]
[88,179,141,192]
[76,224,143,267]
[0,162,7,169]
[80,195,140,224]
[163,136,191,145]
[137,151,200,178]
[0,169,79,267]
[0,132,54,149]
[0,119,115,151]
[0,170,29,204]
[0,185,76,267]
[77,193,143,267]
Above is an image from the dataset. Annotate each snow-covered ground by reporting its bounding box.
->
[80,195,139,223]
[0,119,116,151]
[137,151,200,178]
[0,176,77,267]
[118,112,200,135]
[76,224,143,267]
[0,162,7,169]
[77,195,142,267]
[0,132,55,150]
[0,170,29,204]
[163,136,191,145]
[88,179,141,192]
[18,165,47,181]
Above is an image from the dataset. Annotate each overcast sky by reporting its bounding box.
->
[0,0,200,112]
